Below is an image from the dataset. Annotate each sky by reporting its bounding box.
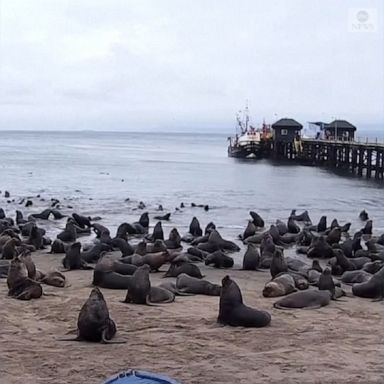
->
[0,0,383,132]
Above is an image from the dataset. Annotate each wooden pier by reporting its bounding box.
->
[271,138,384,180]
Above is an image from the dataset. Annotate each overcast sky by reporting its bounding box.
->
[0,0,383,131]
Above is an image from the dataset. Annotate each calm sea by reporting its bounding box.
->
[0,130,383,249]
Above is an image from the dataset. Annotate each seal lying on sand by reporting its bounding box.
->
[176,273,221,296]
[218,275,271,327]
[352,266,384,299]
[263,274,296,297]
[273,290,331,309]
[60,287,124,343]
[163,262,204,278]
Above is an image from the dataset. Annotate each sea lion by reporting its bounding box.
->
[61,287,123,343]
[189,217,203,237]
[290,210,312,224]
[242,243,260,270]
[361,220,373,235]
[20,221,35,237]
[176,273,221,296]
[111,237,134,257]
[29,209,52,220]
[154,213,171,221]
[207,230,240,252]
[146,239,167,253]
[141,251,170,272]
[317,268,336,299]
[326,227,341,245]
[218,275,271,327]
[7,256,42,300]
[287,217,300,234]
[241,221,257,240]
[273,290,331,309]
[352,266,384,299]
[81,243,113,263]
[40,271,66,287]
[205,250,234,269]
[249,211,264,227]
[92,223,110,238]
[158,281,193,296]
[276,220,288,236]
[263,273,296,297]
[341,270,372,285]
[148,286,175,303]
[57,221,77,242]
[164,228,182,249]
[0,207,5,219]
[311,260,323,273]
[28,224,45,250]
[1,238,21,259]
[112,261,138,275]
[363,261,384,274]
[359,210,369,221]
[149,221,164,241]
[72,213,91,228]
[62,242,91,270]
[307,236,334,259]
[333,249,356,273]
[270,249,288,278]
[51,209,66,220]
[15,210,28,225]
[164,262,204,278]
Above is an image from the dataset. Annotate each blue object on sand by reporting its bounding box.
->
[103,370,181,384]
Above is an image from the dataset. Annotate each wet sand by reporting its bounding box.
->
[1,251,384,384]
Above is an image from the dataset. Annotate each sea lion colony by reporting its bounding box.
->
[0,194,383,342]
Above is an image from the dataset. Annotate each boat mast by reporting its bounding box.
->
[244,100,249,134]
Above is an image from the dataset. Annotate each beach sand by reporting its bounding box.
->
[1,252,384,384]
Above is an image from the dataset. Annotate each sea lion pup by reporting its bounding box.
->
[81,243,113,263]
[28,224,45,250]
[7,256,43,300]
[123,265,172,305]
[57,221,77,242]
[249,211,264,228]
[263,273,296,297]
[1,237,21,259]
[163,262,204,278]
[28,208,52,220]
[241,221,257,240]
[60,287,124,344]
[36,270,66,287]
[218,275,271,327]
[153,212,171,221]
[326,227,341,245]
[189,217,203,237]
[62,242,92,270]
[341,270,372,285]
[72,213,91,228]
[317,268,338,299]
[164,228,182,249]
[111,237,134,257]
[242,243,260,270]
[270,249,288,278]
[290,209,312,224]
[361,220,373,235]
[176,273,221,296]
[352,266,384,299]
[92,223,110,238]
[273,289,332,310]
[359,210,369,221]
[307,236,334,259]
[205,250,234,269]
[287,217,300,234]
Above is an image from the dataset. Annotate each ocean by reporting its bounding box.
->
[0,130,383,250]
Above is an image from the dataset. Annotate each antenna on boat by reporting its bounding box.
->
[245,100,249,133]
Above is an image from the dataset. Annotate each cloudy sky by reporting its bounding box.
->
[0,0,383,131]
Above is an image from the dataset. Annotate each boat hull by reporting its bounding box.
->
[228,143,262,159]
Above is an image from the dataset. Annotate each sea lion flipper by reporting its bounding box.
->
[145,295,160,306]
[101,330,126,344]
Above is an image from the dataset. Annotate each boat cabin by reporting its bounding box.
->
[271,118,303,143]
[324,120,356,141]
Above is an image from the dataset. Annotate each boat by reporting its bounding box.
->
[227,104,271,159]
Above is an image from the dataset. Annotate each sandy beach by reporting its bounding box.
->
[1,251,384,384]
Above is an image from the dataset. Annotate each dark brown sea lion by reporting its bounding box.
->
[1,238,21,259]
[273,290,331,309]
[287,217,300,234]
[290,209,312,224]
[317,268,337,299]
[326,227,341,245]
[60,287,124,343]
[176,273,221,296]
[50,239,66,254]
[164,228,182,249]
[242,243,260,270]
[341,270,372,285]
[263,273,296,297]
[270,249,287,278]
[352,266,384,299]
[51,209,66,220]
[29,209,52,220]
[62,242,91,270]
[163,262,204,278]
[28,224,45,250]
[307,236,334,259]
[241,221,257,240]
[205,250,234,269]
[153,213,171,221]
[111,237,134,257]
[149,221,164,241]
[218,275,271,327]
[40,271,66,287]
[249,211,265,227]
[92,223,110,238]
[7,256,42,300]
[359,210,369,221]
[57,221,77,242]
[141,251,171,271]
[72,213,91,228]
[81,243,113,263]
[276,220,288,236]
[189,217,203,237]
[361,220,373,235]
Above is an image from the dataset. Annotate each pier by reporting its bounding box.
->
[272,138,384,180]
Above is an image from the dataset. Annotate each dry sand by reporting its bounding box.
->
[1,252,384,384]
